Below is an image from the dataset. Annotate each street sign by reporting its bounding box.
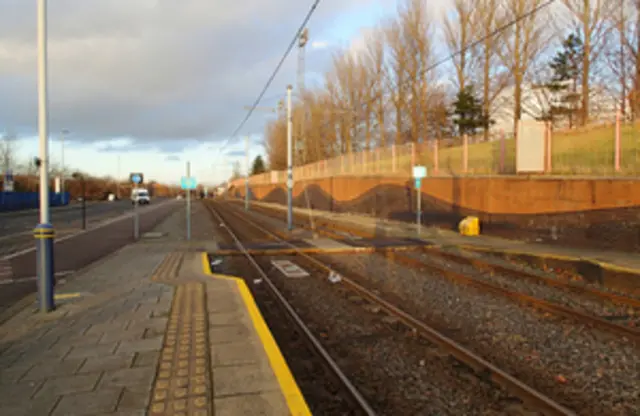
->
[415,178,421,189]
[130,172,144,184]
[412,165,427,178]
[181,176,197,190]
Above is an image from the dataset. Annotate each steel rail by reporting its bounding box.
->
[205,202,377,415]
[214,200,574,416]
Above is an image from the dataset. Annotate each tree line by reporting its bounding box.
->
[0,133,179,199]
[264,0,636,171]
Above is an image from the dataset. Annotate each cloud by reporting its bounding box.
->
[225,150,246,157]
[0,0,375,152]
[165,155,180,162]
[311,40,329,49]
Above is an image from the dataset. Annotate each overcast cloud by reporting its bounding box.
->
[0,0,378,153]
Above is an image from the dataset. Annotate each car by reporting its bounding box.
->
[131,188,151,205]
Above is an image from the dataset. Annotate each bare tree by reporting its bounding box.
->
[500,0,550,137]
[442,0,478,91]
[386,17,410,144]
[617,0,640,120]
[476,0,510,140]
[0,131,18,174]
[562,0,616,125]
[264,117,287,171]
[363,28,389,147]
[605,0,634,117]
[400,0,436,143]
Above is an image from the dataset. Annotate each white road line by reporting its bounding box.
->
[0,200,178,262]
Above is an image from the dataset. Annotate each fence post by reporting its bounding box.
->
[545,122,552,173]
[499,129,505,173]
[463,134,468,173]
[433,140,439,174]
[411,142,416,167]
[376,148,380,174]
[615,110,621,172]
[392,144,397,173]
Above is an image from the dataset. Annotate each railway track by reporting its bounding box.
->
[208,200,573,415]
[239,201,640,342]
[203,202,376,415]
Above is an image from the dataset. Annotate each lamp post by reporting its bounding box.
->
[34,0,55,313]
[286,85,293,231]
[72,173,87,230]
[60,128,68,203]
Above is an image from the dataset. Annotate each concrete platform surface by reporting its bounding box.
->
[0,203,311,416]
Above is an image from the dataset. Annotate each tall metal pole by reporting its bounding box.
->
[60,129,66,202]
[186,161,191,241]
[244,135,250,211]
[35,0,55,312]
[286,85,293,231]
[133,182,139,240]
[297,28,308,164]
[116,155,121,199]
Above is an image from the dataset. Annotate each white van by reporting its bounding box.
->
[131,188,151,205]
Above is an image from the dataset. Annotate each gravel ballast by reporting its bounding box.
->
[319,252,640,415]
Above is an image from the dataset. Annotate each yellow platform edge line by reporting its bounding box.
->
[200,252,312,416]
[54,292,82,300]
[456,244,640,276]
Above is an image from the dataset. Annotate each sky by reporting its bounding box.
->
[0,0,451,186]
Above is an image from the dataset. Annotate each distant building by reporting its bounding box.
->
[491,82,621,138]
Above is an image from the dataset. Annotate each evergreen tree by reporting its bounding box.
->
[452,85,492,136]
[251,155,267,175]
[545,32,583,126]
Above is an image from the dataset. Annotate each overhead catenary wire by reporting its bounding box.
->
[380,0,557,99]
[223,0,322,151]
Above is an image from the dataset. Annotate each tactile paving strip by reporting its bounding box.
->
[148,282,212,415]
[152,252,184,283]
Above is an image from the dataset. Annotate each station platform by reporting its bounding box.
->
[0,205,310,416]
[233,199,640,292]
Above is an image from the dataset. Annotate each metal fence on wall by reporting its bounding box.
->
[231,114,640,188]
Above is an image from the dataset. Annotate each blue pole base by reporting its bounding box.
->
[34,223,55,312]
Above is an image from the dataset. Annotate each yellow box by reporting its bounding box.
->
[458,216,480,236]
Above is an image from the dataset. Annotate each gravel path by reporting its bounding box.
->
[401,250,640,328]
[318,252,640,416]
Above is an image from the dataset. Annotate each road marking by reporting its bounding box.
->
[0,200,178,262]
[0,270,76,285]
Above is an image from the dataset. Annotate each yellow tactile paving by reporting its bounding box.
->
[152,252,184,283]
[148,282,212,416]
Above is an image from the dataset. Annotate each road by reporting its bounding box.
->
[0,199,166,258]
[0,199,180,316]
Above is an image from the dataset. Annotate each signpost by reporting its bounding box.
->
[130,172,143,240]
[181,162,197,241]
[412,166,427,234]
[3,169,14,192]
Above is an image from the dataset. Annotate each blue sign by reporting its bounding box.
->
[181,176,197,190]
[131,174,141,184]
[415,178,421,189]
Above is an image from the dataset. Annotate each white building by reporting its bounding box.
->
[491,82,621,138]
